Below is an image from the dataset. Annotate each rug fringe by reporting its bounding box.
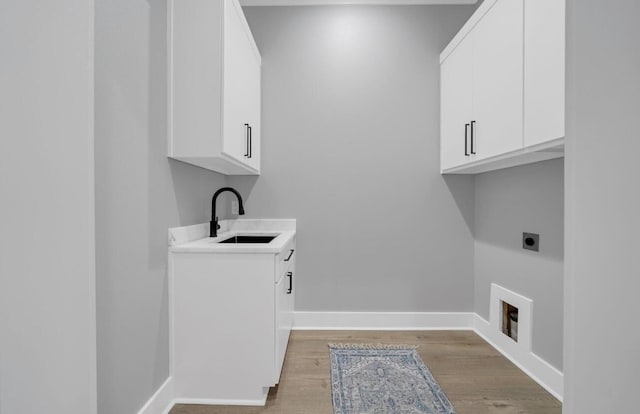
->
[328,343,419,350]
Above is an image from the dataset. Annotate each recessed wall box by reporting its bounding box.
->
[522,232,539,252]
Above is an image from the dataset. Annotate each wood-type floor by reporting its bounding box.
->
[170,330,561,414]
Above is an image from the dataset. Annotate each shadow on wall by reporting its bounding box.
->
[168,159,230,224]
[442,174,475,236]
[226,176,260,217]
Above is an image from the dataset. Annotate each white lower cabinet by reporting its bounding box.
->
[170,238,295,404]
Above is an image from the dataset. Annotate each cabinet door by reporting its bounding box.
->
[441,36,474,171]
[472,0,524,160]
[243,53,261,171]
[524,0,565,146]
[222,0,259,167]
[275,268,293,382]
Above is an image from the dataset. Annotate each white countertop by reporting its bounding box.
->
[168,219,296,254]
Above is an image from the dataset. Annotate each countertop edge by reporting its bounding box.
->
[169,230,296,254]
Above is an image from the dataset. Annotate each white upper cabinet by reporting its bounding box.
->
[524,0,565,147]
[440,0,565,174]
[168,0,261,175]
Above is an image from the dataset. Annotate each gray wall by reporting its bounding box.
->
[95,1,228,413]
[0,1,97,413]
[563,0,640,412]
[474,159,564,370]
[233,5,476,312]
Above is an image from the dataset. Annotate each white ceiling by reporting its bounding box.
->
[240,0,477,6]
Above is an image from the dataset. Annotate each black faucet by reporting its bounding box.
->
[210,187,245,237]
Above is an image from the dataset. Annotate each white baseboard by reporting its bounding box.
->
[136,376,174,414]
[473,314,564,401]
[293,311,475,330]
[172,397,268,406]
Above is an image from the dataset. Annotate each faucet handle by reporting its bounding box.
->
[215,216,221,230]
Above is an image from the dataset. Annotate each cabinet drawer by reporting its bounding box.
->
[276,239,295,282]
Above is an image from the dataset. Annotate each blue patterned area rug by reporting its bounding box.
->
[329,344,456,414]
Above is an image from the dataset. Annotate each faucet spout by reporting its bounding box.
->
[210,187,245,237]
